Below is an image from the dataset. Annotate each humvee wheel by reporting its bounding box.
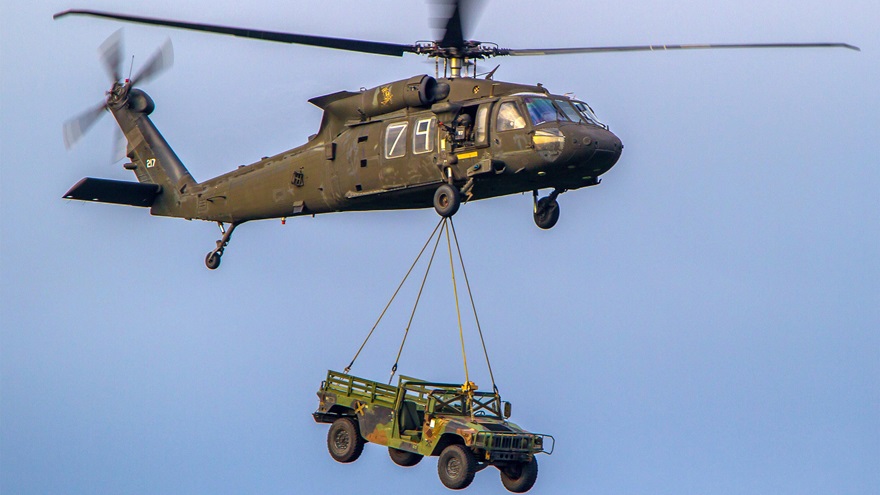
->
[438,444,476,490]
[327,417,364,463]
[533,197,560,230]
[389,447,423,467]
[433,184,461,217]
[499,457,539,493]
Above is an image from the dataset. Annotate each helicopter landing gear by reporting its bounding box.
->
[433,183,461,217]
[205,221,239,270]
[533,189,564,230]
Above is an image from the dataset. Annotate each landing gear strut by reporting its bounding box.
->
[533,189,563,229]
[205,222,238,270]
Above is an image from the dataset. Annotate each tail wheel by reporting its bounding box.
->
[389,447,423,467]
[433,184,461,217]
[499,457,539,493]
[327,417,364,463]
[533,197,560,229]
[205,251,221,270]
[438,444,477,490]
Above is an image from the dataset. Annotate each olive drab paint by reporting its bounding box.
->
[56,3,854,269]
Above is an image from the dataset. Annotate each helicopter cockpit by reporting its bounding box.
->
[521,95,607,129]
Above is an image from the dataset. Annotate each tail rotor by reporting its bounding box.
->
[63,29,173,150]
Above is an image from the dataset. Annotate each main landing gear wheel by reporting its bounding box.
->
[389,447,423,467]
[437,444,477,490]
[327,417,365,463]
[533,197,560,229]
[532,189,563,230]
[433,184,461,217]
[499,457,539,493]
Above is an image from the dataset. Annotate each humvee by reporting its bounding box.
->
[313,371,553,492]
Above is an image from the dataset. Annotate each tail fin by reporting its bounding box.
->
[110,88,197,217]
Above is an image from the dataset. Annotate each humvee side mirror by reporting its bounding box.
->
[503,401,512,418]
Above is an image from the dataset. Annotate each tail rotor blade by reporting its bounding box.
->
[131,38,173,86]
[63,102,108,149]
[99,29,124,82]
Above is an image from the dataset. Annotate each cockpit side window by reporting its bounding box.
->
[573,101,603,127]
[497,101,527,131]
[557,100,585,124]
[524,97,569,126]
[474,105,489,145]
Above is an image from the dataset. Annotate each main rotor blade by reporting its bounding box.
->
[432,0,485,49]
[54,9,417,57]
[435,0,465,49]
[131,38,173,86]
[98,28,124,82]
[63,102,108,149]
[504,42,860,56]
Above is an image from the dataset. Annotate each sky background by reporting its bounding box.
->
[1,1,877,494]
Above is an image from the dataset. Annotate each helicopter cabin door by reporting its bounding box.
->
[491,99,530,170]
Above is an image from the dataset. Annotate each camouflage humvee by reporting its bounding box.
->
[313,370,554,492]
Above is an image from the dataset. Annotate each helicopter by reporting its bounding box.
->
[54,2,858,270]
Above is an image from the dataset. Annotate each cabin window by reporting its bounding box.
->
[474,105,489,146]
[497,102,526,131]
[384,122,408,159]
[413,118,435,154]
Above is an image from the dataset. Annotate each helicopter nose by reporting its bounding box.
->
[565,126,622,176]
[585,127,623,168]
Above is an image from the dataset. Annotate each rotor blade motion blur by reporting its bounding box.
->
[131,38,173,86]
[63,102,107,149]
[99,28,124,82]
[63,30,174,150]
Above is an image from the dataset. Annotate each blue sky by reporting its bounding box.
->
[2,1,878,493]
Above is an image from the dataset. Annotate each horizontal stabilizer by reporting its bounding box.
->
[63,177,162,207]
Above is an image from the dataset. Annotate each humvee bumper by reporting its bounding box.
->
[475,431,555,461]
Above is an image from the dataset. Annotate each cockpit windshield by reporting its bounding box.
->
[522,95,607,128]
[523,96,569,126]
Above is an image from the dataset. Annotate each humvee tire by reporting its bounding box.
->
[438,444,477,489]
[499,457,538,493]
[327,417,364,463]
[389,447,423,467]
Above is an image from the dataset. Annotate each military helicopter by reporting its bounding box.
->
[55,1,857,269]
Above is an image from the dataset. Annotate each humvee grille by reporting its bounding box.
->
[476,432,541,452]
